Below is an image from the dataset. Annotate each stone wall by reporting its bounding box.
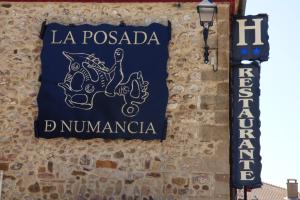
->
[0,2,230,200]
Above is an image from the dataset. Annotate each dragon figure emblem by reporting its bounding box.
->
[58,48,149,117]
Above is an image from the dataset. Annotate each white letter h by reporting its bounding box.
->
[237,18,264,46]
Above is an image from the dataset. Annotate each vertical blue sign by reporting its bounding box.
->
[231,62,262,189]
[232,14,269,62]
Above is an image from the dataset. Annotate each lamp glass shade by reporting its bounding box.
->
[197,0,217,26]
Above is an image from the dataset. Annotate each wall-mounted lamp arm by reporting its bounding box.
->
[203,24,209,64]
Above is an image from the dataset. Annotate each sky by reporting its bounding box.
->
[246,0,300,188]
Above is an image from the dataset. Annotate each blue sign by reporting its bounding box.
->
[232,14,269,62]
[231,62,262,189]
[35,22,171,140]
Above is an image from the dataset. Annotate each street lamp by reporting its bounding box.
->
[197,0,217,70]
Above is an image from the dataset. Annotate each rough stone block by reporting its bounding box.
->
[146,172,161,178]
[217,83,229,95]
[214,174,230,197]
[217,20,230,37]
[215,174,229,182]
[48,161,53,173]
[113,150,125,159]
[216,96,229,110]
[199,125,229,141]
[201,70,228,81]
[71,170,86,176]
[215,141,230,162]
[218,34,230,50]
[0,162,9,171]
[28,182,40,193]
[217,4,230,20]
[200,95,229,110]
[96,160,118,169]
[171,177,187,186]
[218,50,230,70]
[42,186,56,193]
[215,111,229,124]
[38,172,55,179]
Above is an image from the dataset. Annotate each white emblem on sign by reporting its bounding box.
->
[58,48,149,117]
